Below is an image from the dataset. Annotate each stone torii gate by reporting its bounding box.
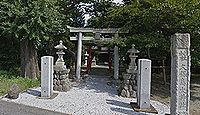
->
[68,26,127,80]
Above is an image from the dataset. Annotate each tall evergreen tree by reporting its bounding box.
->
[0,0,65,78]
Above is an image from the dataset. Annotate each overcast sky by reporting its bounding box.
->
[113,0,123,4]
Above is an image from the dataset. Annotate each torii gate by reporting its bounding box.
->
[68,26,127,80]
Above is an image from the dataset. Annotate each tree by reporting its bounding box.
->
[86,0,115,28]
[0,0,65,79]
[105,0,200,64]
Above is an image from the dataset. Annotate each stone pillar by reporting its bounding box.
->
[87,46,92,73]
[41,56,53,97]
[171,33,190,115]
[114,46,119,80]
[108,48,112,73]
[137,59,151,109]
[76,32,82,80]
[113,33,119,80]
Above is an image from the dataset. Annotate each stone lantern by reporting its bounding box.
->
[55,40,67,66]
[84,51,89,66]
[127,44,139,79]
[53,40,71,92]
[118,44,139,98]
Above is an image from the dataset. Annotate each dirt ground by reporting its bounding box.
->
[151,73,200,115]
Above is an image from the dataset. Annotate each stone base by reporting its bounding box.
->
[53,83,71,92]
[118,80,137,98]
[38,93,58,99]
[130,102,158,114]
[119,89,136,98]
[53,70,71,92]
[55,62,65,66]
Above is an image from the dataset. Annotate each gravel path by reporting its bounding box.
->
[2,75,170,115]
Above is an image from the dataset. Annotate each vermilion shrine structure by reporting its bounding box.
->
[68,26,127,80]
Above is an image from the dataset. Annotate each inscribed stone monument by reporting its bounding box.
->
[171,33,190,115]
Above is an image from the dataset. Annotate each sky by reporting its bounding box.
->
[113,0,123,4]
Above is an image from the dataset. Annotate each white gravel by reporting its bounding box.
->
[2,75,170,115]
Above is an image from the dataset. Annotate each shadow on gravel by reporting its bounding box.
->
[110,107,147,115]
[106,99,131,109]
[106,99,147,115]
[26,89,41,97]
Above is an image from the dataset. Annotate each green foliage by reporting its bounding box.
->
[0,0,70,73]
[86,0,200,66]
[0,70,40,96]
[104,0,200,65]
[0,0,65,47]
[86,0,114,28]
[108,0,200,34]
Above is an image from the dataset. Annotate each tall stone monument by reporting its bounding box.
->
[118,44,139,98]
[171,33,190,115]
[41,56,54,97]
[131,59,157,114]
[53,40,71,92]
[137,59,151,109]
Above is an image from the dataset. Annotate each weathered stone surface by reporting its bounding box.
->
[56,80,61,85]
[53,40,71,92]
[6,84,20,99]
[60,75,67,80]
[53,79,57,85]
[171,33,190,115]
[120,89,126,97]
[65,78,70,83]
[57,85,62,91]
[62,84,70,92]
[124,85,128,90]
[130,90,136,98]
[54,74,58,79]
[118,44,139,98]
[41,56,54,98]
[133,86,137,91]
[53,85,59,91]
[129,85,133,91]
[137,59,151,109]
[60,80,65,85]
[126,89,130,97]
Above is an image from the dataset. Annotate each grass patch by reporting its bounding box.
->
[0,70,40,96]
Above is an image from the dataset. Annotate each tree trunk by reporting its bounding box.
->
[20,39,39,79]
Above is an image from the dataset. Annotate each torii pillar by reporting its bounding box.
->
[114,33,119,80]
[76,32,83,80]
